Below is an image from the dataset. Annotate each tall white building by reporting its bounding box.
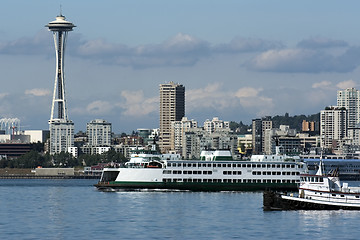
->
[337,88,360,128]
[46,14,76,155]
[49,121,74,154]
[171,117,198,154]
[86,119,112,146]
[320,107,347,149]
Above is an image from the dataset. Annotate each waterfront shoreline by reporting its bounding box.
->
[0,168,99,179]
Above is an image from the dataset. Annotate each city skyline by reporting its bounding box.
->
[1,1,360,133]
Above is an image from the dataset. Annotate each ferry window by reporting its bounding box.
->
[257,179,261,183]
[272,180,276,183]
[237,171,242,175]
[207,164,212,167]
[252,171,257,175]
[228,164,232,168]
[286,165,290,168]
[167,163,171,167]
[272,164,276,168]
[262,164,266,168]
[332,194,336,196]
[272,172,276,175]
[172,163,177,167]
[277,172,281,175]
[267,171,271,175]
[277,165,281,168]
[208,179,212,183]
[217,164,222,168]
[203,179,208,183]
[267,180,272,183]
[341,195,345,197]
[183,179,188,182]
[187,163,192,167]
[320,178,323,182]
[356,196,359,198]
[247,164,251,168]
[237,164,242,167]
[263,172,267,175]
[257,164,261,168]
[291,165,295,168]
[192,163,197,167]
[177,163,182,167]
[223,171,228,175]
[242,164,247,167]
[222,164,227,167]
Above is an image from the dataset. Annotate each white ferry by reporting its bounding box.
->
[264,161,360,210]
[95,149,305,191]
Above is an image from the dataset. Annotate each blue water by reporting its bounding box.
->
[0,179,360,240]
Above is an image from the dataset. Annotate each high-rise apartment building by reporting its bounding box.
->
[203,117,230,134]
[86,119,112,146]
[159,82,185,153]
[252,117,272,154]
[320,106,347,149]
[46,14,76,154]
[337,88,360,128]
[171,117,197,154]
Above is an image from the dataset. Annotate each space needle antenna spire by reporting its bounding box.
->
[46,12,76,122]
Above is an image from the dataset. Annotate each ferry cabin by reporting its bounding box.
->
[163,161,302,185]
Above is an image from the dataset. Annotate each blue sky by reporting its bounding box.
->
[1,1,360,133]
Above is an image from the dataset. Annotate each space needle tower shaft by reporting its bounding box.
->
[46,14,75,121]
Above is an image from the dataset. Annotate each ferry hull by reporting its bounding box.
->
[95,182,297,192]
[263,191,360,211]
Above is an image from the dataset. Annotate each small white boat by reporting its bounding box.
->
[264,161,360,210]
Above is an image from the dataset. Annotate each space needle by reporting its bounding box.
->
[46,13,76,155]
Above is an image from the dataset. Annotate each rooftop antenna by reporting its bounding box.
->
[60,4,62,16]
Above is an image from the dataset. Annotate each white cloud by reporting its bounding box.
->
[246,45,360,73]
[86,100,114,115]
[186,83,235,111]
[312,81,332,89]
[120,90,158,117]
[25,88,51,97]
[235,87,262,98]
[234,87,274,110]
[0,93,9,99]
[336,79,357,89]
